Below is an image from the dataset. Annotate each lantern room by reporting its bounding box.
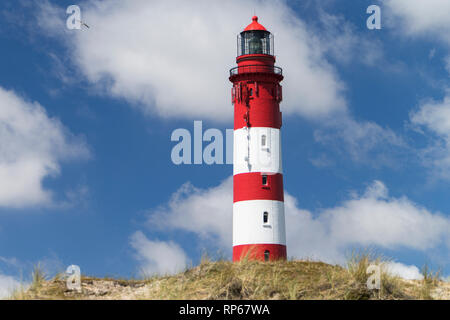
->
[237,16,274,56]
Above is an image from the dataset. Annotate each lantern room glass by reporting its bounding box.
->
[238,30,273,56]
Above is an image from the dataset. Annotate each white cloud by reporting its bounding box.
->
[314,181,448,252]
[410,91,450,179]
[0,86,89,208]
[384,0,450,44]
[383,262,424,280]
[411,94,450,138]
[146,178,450,268]
[35,1,405,164]
[284,181,449,263]
[38,0,347,120]
[148,177,233,249]
[130,231,188,276]
[0,274,21,299]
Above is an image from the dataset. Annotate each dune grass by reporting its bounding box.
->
[8,253,445,300]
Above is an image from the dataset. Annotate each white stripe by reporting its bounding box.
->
[233,200,286,246]
[233,127,282,175]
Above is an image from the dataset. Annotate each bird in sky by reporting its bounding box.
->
[77,19,90,29]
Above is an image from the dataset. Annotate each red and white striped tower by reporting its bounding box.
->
[230,16,287,262]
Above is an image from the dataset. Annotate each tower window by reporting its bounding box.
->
[249,88,253,96]
[261,134,266,147]
[263,211,269,224]
[264,250,270,261]
[262,175,268,186]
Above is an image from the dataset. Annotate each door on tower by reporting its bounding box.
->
[264,250,270,261]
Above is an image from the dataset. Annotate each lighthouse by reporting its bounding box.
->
[230,16,287,262]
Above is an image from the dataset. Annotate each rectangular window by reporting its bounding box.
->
[263,211,268,224]
[262,175,268,186]
[261,134,266,147]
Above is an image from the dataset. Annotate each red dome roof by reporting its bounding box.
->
[244,16,267,31]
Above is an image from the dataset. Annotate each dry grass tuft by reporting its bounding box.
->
[9,254,448,300]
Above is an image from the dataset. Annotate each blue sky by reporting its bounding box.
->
[1,0,450,295]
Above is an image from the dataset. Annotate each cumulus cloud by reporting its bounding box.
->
[33,1,407,165]
[147,177,233,249]
[383,262,424,280]
[130,231,188,276]
[285,181,450,263]
[411,93,450,138]
[0,86,89,208]
[37,0,347,120]
[410,91,450,179]
[384,0,450,45]
[0,274,21,299]
[145,177,450,270]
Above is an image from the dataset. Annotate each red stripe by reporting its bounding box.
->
[233,173,284,202]
[236,54,275,65]
[233,244,287,262]
[234,101,281,129]
[231,55,282,129]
